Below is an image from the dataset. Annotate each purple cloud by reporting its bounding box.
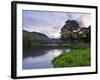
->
[23,10,91,38]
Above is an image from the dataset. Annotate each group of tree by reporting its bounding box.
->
[60,20,91,43]
[23,20,91,50]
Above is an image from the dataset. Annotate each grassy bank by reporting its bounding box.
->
[52,43,91,68]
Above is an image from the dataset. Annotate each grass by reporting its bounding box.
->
[52,43,91,68]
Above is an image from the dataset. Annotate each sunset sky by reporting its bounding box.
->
[23,10,91,38]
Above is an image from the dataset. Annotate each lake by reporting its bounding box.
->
[23,46,70,69]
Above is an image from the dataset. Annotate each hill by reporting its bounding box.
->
[23,30,52,49]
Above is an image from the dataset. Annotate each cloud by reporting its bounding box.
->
[77,14,91,27]
[23,10,91,38]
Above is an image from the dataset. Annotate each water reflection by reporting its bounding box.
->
[23,47,70,69]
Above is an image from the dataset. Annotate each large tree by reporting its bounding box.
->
[60,20,80,43]
[79,26,91,42]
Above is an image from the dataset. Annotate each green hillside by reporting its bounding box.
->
[23,30,52,49]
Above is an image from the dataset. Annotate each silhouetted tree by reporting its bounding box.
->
[60,20,80,43]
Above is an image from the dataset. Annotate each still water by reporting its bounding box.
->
[23,47,70,69]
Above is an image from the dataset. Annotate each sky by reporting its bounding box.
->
[23,10,91,38]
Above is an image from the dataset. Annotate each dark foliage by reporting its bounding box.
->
[61,20,80,42]
[60,20,91,43]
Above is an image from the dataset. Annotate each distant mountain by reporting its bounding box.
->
[23,30,52,44]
